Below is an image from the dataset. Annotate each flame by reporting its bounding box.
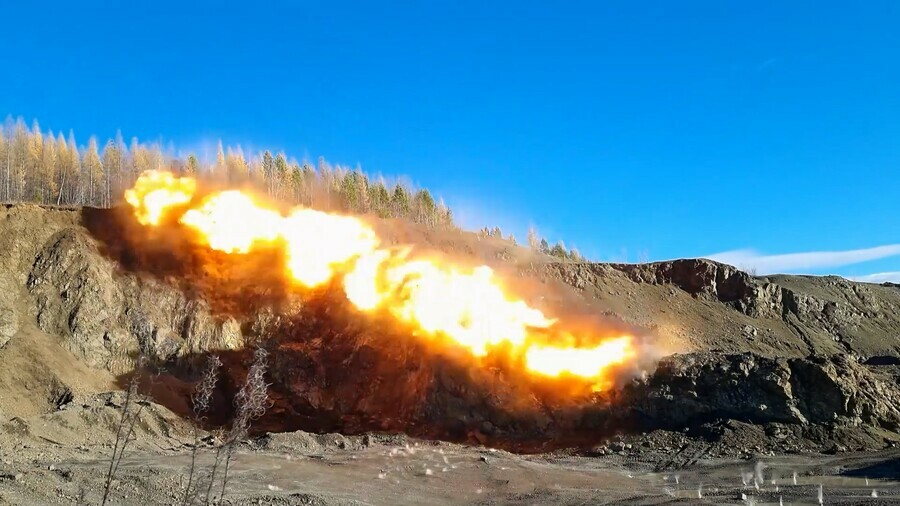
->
[125,171,636,388]
[124,170,196,225]
[181,191,282,253]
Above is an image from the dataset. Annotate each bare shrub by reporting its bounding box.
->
[181,355,222,506]
[200,347,270,505]
[101,354,150,506]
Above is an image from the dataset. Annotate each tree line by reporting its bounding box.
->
[477,225,583,261]
[0,116,453,229]
[0,116,584,260]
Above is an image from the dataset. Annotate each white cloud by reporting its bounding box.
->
[704,244,900,275]
[848,272,900,284]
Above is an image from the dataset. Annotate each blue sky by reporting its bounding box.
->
[1,1,898,280]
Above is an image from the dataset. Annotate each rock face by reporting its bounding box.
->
[536,259,900,360]
[25,227,245,372]
[0,206,243,373]
[622,352,900,433]
[0,296,16,349]
[3,204,900,453]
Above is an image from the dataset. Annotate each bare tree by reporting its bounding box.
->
[101,355,149,506]
[181,355,222,506]
[201,348,270,505]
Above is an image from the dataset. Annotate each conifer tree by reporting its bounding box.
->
[261,151,275,196]
[368,180,391,218]
[102,140,122,206]
[83,137,102,206]
[0,128,7,202]
[413,189,436,226]
[391,183,411,218]
[184,154,200,176]
[274,153,289,199]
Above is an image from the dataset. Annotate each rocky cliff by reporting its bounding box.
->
[1,204,899,452]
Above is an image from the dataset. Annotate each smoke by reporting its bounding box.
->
[88,177,660,451]
[83,203,294,318]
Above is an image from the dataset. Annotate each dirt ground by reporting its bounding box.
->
[2,420,900,505]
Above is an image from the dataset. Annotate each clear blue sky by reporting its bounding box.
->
[2,1,898,280]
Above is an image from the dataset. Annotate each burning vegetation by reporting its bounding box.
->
[124,170,639,392]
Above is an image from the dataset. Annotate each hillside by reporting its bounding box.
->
[3,203,900,503]
[0,204,897,419]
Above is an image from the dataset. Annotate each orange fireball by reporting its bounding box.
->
[124,170,636,388]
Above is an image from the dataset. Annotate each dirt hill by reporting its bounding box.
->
[3,204,900,504]
[0,204,897,430]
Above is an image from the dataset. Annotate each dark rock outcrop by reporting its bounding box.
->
[619,352,900,434]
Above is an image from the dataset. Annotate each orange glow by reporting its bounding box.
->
[525,337,634,379]
[124,170,196,225]
[125,171,636,389]
[181,191,282,253]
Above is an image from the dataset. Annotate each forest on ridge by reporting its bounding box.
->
[0,116,581,260]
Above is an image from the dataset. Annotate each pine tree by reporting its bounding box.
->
[214,141,226,179]
[0,127,7,202]
[274,153,289,200]
[0,117,467,233]
[43,132,60,204]
[102,140,122,206]
[27,121,45,202]
[184,154,201,176]
[83,137,102,206]
[368,180,391,218]
[339,170,369,212]
[146,142,163,172]
[261,151,275,196]
[391,184,411,218]
[61,131,81,205]
[550,240,567,258]
[226,147,248,182]
[290,164,304,204]
[11,119,28,201]
[413,189,436,227]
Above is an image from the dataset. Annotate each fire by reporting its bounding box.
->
[124,170,196,225]
[124,171,636,388]
[181,191,282,253]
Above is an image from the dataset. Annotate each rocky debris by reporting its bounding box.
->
[243,313,900,453]
[253,430,405,454]
[623,352,900,430]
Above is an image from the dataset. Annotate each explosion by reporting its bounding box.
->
[125,171,637,390]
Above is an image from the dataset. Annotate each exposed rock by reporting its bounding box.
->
[2,205,900,455]
[537,258,900,359]
[613,259,754,304]
[620,352,900,437]
[0,295,16,349]
[25,228,243,371]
